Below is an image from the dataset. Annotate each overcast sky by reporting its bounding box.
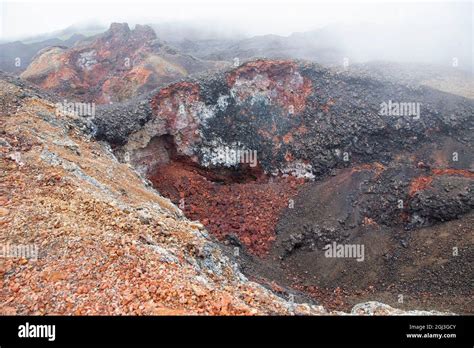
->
[0,0,472,41]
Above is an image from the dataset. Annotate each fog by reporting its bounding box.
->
[1,0,472,71]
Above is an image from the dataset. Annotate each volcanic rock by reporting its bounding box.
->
[91,59,473,313]
[20,23,225,104]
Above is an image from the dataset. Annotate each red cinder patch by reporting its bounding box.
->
[149,161,305,256]
[409,168,473,197]
[282,133,294,144]
[432,168,474,178]
[409,176,433,196]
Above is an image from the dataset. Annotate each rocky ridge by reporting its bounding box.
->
[20,23,226,104]
[0,69,456,315]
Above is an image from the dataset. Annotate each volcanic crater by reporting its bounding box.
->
[91,58,474,313]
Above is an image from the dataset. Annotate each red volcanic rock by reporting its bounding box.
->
[226,60,312,113]
[149,82,203,155]
[21,23,222,104]
[149,160,304,256]
[409,169,474,197]
[409,176,434,197]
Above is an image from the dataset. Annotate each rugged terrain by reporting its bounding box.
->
[1,64,467,315]
[1,31,473,315]
[20,23,226,104]
[0,34,85,75]
[91,59,473,313]
[0,72,325,315]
